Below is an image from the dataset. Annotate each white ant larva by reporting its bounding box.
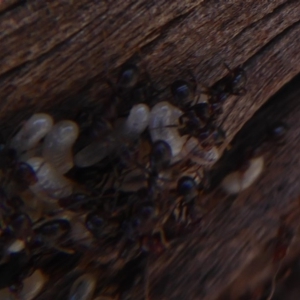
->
[42,120,79,174]
[119,103,150,138]
[149,101,187,157]
[27,157,73,200]
[74,104,150,168]
[74,136,116,168]
[221,156,264,194]
[10,113,53,154]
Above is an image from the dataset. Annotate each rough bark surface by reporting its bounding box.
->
[1,0,300,299]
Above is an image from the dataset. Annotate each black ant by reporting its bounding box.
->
[116,64,140,91]
[107,63,159,116]
[168,67,241,147]
[209,64,247,103]
[171,80,195,108]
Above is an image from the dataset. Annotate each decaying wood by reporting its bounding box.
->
[1,0,300,299]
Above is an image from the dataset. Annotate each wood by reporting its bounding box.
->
[147,77,300,300]
[1,0,300,299]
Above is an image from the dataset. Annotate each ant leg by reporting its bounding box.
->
[187,69,199,105]
[223,62,233,74]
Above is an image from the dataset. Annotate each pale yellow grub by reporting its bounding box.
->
[221,156,264,194]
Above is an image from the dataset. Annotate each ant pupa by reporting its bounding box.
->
[42,120,79,174]
[10,113,54,155]
[221,156,264,194]
[26,157,73,199]
[117,103,150,139]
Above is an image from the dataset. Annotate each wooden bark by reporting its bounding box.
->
[1,0,300,299]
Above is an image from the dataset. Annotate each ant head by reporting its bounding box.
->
[150,140,172,172]
[171,80,191,105]
[267,122,287,142]
[177,176,197,196]
[117,64,139,89]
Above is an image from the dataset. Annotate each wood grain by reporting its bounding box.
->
[146,76,300,300]
[1,0,300,299]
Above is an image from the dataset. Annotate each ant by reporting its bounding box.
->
[208,63,247,104]
[169,65,245,147]
[107,63,160,116]
[171,63,246,109]
[177,101,225,142]
[0,144,38,191]
[171,79,197,108]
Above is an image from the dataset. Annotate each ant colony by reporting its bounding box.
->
[0,62,282,300]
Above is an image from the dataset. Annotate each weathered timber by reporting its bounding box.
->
[1,0,300,299]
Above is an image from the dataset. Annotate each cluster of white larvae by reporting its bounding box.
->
[10,113,79,200]
[9,101,264,205]
[0,102,266,300]
[9,103,221,201]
